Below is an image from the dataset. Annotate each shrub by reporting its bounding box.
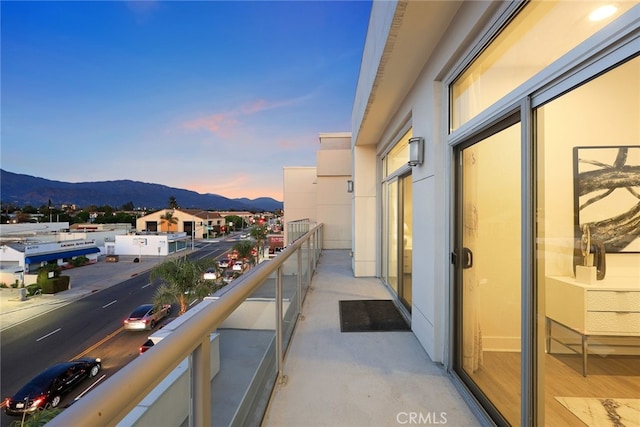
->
[70,255,89,267]
[37,264,61,286]
[27,284,42,296]
[40,276,70,294]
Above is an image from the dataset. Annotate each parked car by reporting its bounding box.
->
[222,270,240,284]
[203,268,217,280]
[124,304,171,331]
[218,258,230,268]
[232,261,243,272]
[4,357,102,416]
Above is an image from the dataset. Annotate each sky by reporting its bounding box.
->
[1,0,371,202]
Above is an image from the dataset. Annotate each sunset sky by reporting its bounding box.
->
[1,1,371,202]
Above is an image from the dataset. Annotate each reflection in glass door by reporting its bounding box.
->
[400,175,413,310]
[456,122,522,425]
[384,179,398,294]
[382,174,413,312]
[536,56,640,426]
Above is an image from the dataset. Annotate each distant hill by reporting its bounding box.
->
[0,169,283,212]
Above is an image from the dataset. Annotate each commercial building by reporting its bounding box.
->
[135,208,224,238]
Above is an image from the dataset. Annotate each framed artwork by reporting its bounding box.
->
[573,145,640,253]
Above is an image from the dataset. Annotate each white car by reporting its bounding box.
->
[218,258,230,268]
[232,261,243,272]
[203,268,217,280]
[124,304,171,331]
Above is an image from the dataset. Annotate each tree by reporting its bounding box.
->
[168,196,178,209]
[249,225,268,262]
[225,215,243,232]
[232,240,255,270]
[10,407,61,426]
[121,201,135,211]
[150,258,222,315]
[160,211,179,232]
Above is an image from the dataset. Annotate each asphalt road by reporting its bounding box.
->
[1,239,235,425]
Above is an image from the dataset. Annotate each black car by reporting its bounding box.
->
[4,357,101,416]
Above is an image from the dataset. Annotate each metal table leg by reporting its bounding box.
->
[582,334,588,377]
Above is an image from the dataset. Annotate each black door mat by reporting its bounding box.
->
[339,299,410,332]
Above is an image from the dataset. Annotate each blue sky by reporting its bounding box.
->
[1,0,371,202]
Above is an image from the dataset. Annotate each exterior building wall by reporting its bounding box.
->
[136,209,208,238]
[316,133,352,249]
[114,233,187,257]
[283,167,317,245]
[353,1,640,424]
[352,144,377,277]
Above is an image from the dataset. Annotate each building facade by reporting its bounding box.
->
[136,208,224,238]
[351,2,639,425]
[283,133,353,249]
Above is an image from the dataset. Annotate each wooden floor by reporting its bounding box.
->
[468,351,640,426]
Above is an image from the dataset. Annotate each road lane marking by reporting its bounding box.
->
[142,283,152,288]
[73,327,124,359]
[36,328,61,341]
[75,374,106,400]
[102,300,117,308]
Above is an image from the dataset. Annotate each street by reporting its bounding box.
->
[0,240,234,425]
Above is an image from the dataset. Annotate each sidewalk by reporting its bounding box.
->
[0,254,181,331]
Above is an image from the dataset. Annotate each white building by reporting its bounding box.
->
[286,3,640,425]
[109,232,189,257]
[0,239,101,285]
[283,133,352,249]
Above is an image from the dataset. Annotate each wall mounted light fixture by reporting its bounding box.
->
[347,179,354,193]
[408,137,425,166]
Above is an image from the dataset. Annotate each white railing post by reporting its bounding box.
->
[191,337,211,426]
[297,246,302,316]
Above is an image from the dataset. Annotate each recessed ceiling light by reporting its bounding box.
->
[589,5,618,22]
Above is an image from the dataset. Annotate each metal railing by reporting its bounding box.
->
[286,219,317,245]
[49,224,323,427]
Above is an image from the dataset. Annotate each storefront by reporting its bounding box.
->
[352,2,639,425]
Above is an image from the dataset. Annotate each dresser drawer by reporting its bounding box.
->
[586,290,640,312]
[586,312,640,334]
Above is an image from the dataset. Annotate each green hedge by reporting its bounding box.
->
[40,276,70,294]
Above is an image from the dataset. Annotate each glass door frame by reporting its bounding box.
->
[452,108,535,426]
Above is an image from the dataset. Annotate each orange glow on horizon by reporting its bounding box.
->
[187,184,283,202]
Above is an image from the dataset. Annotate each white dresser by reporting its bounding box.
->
[545,275,640,376]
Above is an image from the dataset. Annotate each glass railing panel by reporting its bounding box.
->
[297,244,306,299]
[210,269,278,427]
[281,246,301,352]
[49,224,323,427]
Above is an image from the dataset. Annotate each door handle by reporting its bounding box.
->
[462,247,473,269]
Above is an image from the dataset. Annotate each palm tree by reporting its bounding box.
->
[160,210,179,232]
[249,225,268,262]
[150,258,222,315]
[232,240,255,271]
[168,196,178,209]
[10,407,61,426]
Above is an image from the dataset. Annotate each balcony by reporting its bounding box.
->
[49,225,478,426]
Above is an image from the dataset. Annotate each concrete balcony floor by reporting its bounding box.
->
[262,249,480,427]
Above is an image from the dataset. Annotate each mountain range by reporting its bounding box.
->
[0,169,283,212]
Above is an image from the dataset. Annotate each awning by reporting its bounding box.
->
[25,247,100,264]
